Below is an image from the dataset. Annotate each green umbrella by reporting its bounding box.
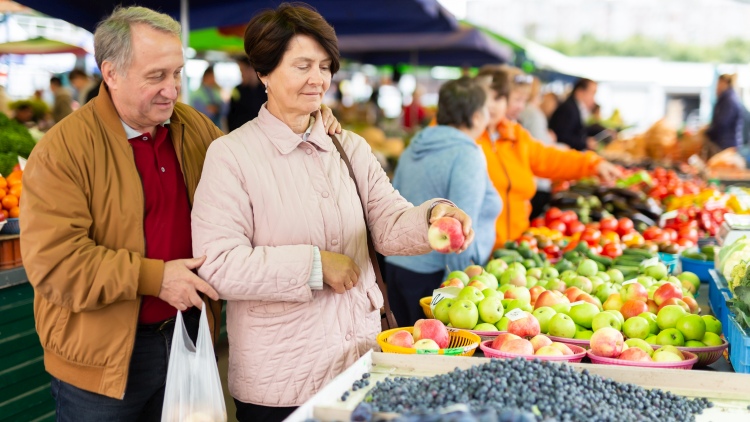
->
[0,36,89,55]
[189,28,243,54]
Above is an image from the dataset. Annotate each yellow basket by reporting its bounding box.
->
[377,327,480,356]
[419,296,434,319]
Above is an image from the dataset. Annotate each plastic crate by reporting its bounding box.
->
[0,218,19,235]
[708,270,733,329]
[658,252,679,274]
[680,256,714,283]
[727,313,750,374]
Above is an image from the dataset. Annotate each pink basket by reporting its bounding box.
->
[546,335,591,350]
[447,327,506,343]
[586,350,698,369]
[480,340,586,363]
[650,340,728,368]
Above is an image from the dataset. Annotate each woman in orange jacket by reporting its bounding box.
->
[477,67,621,250]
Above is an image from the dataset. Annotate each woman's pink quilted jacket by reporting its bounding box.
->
[192,106,442,406]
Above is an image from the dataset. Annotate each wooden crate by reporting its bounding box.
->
[288,351,750,422]
[0,235,21,270]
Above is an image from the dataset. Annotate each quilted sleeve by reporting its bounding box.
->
[192,139,315,302]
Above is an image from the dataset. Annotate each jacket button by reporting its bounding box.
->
[345,333,352,341]
[331,239,338,246]
[290,279,297,286]
[306,149,313,155]
[322,191,329,198]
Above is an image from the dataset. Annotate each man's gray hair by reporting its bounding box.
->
[94,6,181,74]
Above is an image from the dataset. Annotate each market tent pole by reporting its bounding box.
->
[181,0,190,104]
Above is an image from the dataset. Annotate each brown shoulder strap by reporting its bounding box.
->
[329,134,398,330]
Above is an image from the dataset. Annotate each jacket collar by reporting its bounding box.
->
[257,105,332,154]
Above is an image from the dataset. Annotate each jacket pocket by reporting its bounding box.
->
[366,284,384,312]
[246,300,308,319]
[50,306,70,350]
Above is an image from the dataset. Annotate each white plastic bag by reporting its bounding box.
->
[161,303,227,422]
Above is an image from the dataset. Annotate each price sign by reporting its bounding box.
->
[430,287,460,314]
[505,308,526,321]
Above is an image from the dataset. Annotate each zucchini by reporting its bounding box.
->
[622,248,656,259]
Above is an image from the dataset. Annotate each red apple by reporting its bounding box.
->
[565,286,584,303]
[653,283,683,306]
[658,298,690,314]
[529,286,546,305]
[575,292,603,311]
[534,290,568,310]
[550,342,574,356]
[620,299,649,320]
[464,265,484,278]
[413,319,450,348]
[491,332,522,350]
[467,280,487,291]
[590,327,624,358]
[507,312,541,338]
[440,278,464,288]
[529,334,553,352]
[386,330,414,348]
[620,282,648,303]
[646,299,659,314]
[682,296,700,314]
[618,347,652,362]
[499,338,535,356]
[428,217,465,253]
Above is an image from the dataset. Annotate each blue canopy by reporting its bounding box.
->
[18,0,458,34]
[337,27,513,67]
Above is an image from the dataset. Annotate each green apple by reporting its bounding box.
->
[499,269,526,287]
[656,305,688,330]
[499,284,513,294]
[545,278,566,292]
[606,268,624,284]
[656,328,685,346]
[507,262,527,275]
[541,267,560,280]
[477,296,505,324]
[506,299,533,313]
[446,270,470,285]
[526,268,543,280]
[482,288,501,299]
[594,282,618,304]
[702,332,723,346]
[560,270,578,284]
[638,312,659,335]
[501,299,512,309]
[548,313,577,338]
[625,338,654,356]
[532,306,557,334]
[448,299,479,329]
[457,286,485,305]
[604,310,625,325]
[570,276,593,294]
[589,276,605,292]
[525,276,539,288]
[647,285,659,301]
[577,259,598,277]
[643,263,668,281]
[574,330,594,340]
[644,335,658,345]
[701,315,722,335]
[504,286,531,303]
[652,348,683,362]
[481,272,499,290]
[678,271,701,293]
[485,259,508,279]
[675,314,706,341]
[474,323,499,332]
[495,317,510,331]
[636,275,655,289]
[568,302,599,329]
[685,340,706,347]
[622,316,650,340]
[597,271,611,282]
[551,303,571,315]
[433,298,455,324]
[592,312,621,332]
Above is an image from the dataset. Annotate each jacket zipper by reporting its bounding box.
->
[491,138,512,242]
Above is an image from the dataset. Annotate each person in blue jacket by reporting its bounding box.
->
[707,74,745,151]
[385,76,503,327]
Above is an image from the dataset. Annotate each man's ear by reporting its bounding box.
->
[101,62,118,89]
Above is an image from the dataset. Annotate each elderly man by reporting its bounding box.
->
[21,6,339,421]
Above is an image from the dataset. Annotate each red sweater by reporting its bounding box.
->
[128,125,193,324]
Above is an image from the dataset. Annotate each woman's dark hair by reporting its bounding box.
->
[243,2,340,77]
[476,67,511,100]
[436,77,487,129]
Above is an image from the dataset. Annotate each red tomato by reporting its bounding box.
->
[566,220,586,236]
[543,244,562,259]
[642,226,663,241]
[600,217,618,232]
[589,244,603,255]
[676,238,695,248]
[586,222,601,231]
[601,242,623,258]
[662,228,678,242]
[545,207,563,225]
[581,228,602,246]
[518,235,538,248]
[617,218,634,236]
[600,230,620,245]
[530,218,545,228]
[547,219,567,233]
[560,210,578,225]
[678,226,699,242]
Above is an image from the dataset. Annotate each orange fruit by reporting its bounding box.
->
[8,206,19,218]
[6,170,21,185]
[8,178,21,187]
[9,184,21,198]
[2,194,18,210]
[0,177,7,190]
[1,210,9,220]
[0,190,6,201]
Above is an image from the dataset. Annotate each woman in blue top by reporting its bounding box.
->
[385,76,503,326]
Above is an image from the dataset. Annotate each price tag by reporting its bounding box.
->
[17,156,26,171]
[659,210,678,227]
[429,287,460,314]
[641,257,659,268]
[569,300,585,307]
[622,279,638,286]
[505,308,526,321]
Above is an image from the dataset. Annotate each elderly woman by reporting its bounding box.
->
[191,4,473,422]
[384,76,502,327]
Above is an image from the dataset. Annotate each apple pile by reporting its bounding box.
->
[386,319,450,351]
[589,327,694,364]
[488,332,576,358]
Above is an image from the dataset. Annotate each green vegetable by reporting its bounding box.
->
[729,286,750,330]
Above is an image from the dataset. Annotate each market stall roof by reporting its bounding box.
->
[336,26,513,67]
[18,0,458,34]
[0,36,89,55]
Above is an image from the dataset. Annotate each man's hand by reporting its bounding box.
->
[586,137,599,151]
[320,104,342,135]
[320,251,361,294]
[429,204,475,254]
[158,256,219,311]
[596,160,623,183]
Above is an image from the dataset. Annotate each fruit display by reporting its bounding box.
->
[359,358,712,420]
[0,168,22,221]
[378,326,480,357]
[546,184,662,228]
[480,333,585,361]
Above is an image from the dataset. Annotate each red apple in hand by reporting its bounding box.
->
[428,217,465,253]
